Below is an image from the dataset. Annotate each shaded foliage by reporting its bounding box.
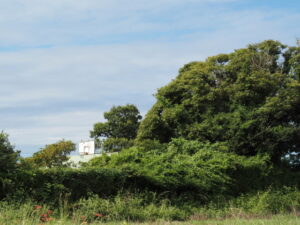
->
[91,104,142,152]
[0,132,19,199]
[12,168,126,203]
[84,138,274,197]
[137,40,300,166]
[101,137,134,153]
[91,104,142,140]
[21,140,75,168]
[0,132,19,174]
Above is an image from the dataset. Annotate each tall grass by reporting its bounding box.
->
[70,192,190,223]
[0,188,299,224]
[192,187,300,219]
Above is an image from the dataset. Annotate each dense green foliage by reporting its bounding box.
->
[91,104,142,152]
[91,104,142,139]
[0,189,299,224]
[11,168,126,203]
[21,140,75,168]
[0,132,19,200]
[138,40,300,166]
[85,138,275,196]
[0,132,19,174]
[1,40,300,223]
[98,137,134,153]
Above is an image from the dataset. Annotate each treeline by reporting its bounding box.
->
[1,40,300,221]
[6,139,299,204]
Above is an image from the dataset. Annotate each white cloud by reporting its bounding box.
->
[6,110,102,144]
[0,0,244,46]
[0,0,299,155]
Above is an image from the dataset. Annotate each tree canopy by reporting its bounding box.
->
[90,104,142,152]
[0,131,19,174]
[137,40,300,165]
[23,140,75,168]
[91,104,142,139]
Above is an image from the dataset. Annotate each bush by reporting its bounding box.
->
[11,168,127,203]
[137,40,300,166]
[4,139,299,206]
[102,137,134,153]
[238,187,300,215]
[0,132,19,175]
[0,132,19,200]
[193,187,300,219]
[72,192,190,222]
[84,138,273,199]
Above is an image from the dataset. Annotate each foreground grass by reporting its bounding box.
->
[0,215,298,225]
[1,189,299,224]
[125,215,299,225]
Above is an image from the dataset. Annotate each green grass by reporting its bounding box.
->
[0,215,299,225]
[0,188,299,225]
[118,215,299,225]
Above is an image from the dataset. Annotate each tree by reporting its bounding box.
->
[137,40,300,165]
[90,104,142,152]
[0,131,19,174]
[23,140,75,168]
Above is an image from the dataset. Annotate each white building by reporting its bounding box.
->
[79,140,96,155]
[67,140,105,167]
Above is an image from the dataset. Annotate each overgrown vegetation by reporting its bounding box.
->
[137,40,300,167]
[21,140,76,169]
[0,189,299,224]
[90,104,142,152]
[1,40,300,223]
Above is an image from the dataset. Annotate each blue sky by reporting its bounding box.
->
[0,0,299,156]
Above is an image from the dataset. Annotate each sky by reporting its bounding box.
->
[1,0,300,156]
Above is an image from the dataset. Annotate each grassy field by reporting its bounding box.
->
[0,215,299,225]
[1,190,299,225]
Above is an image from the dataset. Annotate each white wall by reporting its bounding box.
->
[79,140,95,155]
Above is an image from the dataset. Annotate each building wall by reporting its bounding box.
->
[67,152,117,168]
[79,140,95,155]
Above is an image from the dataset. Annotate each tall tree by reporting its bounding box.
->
[23,140,75,168]
[90,104,142,152]
[0,131,19,174]
[137,40,300,165]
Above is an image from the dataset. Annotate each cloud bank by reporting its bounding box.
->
[0,0,299,155]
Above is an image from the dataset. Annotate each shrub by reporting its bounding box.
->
[72,192,190,222]
[84,138,272,199]
[12,168,127,203]
[193,187,300,219]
